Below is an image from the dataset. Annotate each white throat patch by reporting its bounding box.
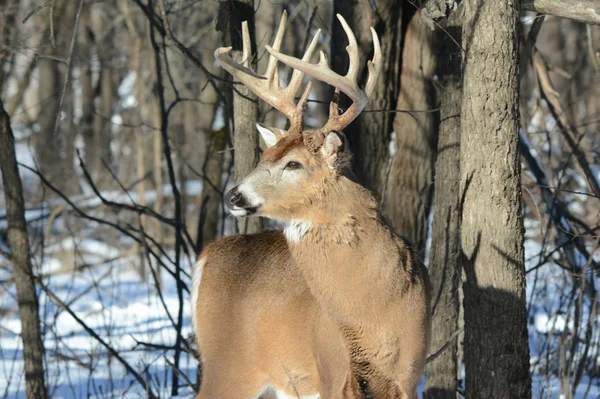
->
[284,220,313,243]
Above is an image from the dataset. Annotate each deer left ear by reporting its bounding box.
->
[321,131,344,169]
[257,123,281,148]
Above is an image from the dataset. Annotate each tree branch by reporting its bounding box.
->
[522,0,600,26]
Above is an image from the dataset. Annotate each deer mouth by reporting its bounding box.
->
[225,186,262,217]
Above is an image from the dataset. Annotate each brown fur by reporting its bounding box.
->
[192,134,431,399]
[261,134,304,163]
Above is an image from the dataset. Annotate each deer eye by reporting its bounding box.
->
[284,161,303,170]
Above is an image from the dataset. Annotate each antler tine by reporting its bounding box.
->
[337,14,359,83]
[265,14,382,133]
[241,22,251,68]
[365,27,382,97]
[215,12,315,134]
[264,11,288,87]
[283,28,322,102]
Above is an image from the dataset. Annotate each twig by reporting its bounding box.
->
[426,328,464,364]
[22,1,53,24]
[148,2,186,394]
[37,280,158,399]
[132,0,228,103]
[532,51,600,198]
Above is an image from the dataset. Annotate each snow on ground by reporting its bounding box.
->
[0,238,197,398]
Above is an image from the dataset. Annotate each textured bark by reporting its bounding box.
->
[0,99,48,399]
[36,49,63,188]
[423,9,463,399]
[0,0,19,90]
[223,0,262,234]
[384,9,438,257]
[460,1,531,398]
[79,4,96,175]
[34,0,78,195]
[90,7,115,181]
[331,0,402,197]
[522,0,600,25]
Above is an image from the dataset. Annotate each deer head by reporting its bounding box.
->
[216,12,381,222]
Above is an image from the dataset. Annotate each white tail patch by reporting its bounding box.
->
[285,220,313,243]
[191,256,206,333]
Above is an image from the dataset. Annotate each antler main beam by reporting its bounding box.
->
[214,11,320,133]
[265,14,382,133]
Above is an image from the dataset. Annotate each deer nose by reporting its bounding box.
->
[225,187,244,208]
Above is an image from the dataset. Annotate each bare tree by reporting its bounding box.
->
[424,7,463,399]
[219,0,262,234]
[0,98,47,399]
[460,1,531,397]
[34,0,79,196]
[384,7,438,257]
[331,0,402,197]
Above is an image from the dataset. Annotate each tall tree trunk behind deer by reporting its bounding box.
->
[90,5,116,184]
[0,99,48,399]
[331,0,402,198]
[423,9,463,399]
[384,7,438,258]
[219,0,262,234]
[35,0,78,196]
[460,1,531,397]
[0,0,19,90]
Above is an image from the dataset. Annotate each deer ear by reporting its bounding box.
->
[321,131,344,169]
[256,123,280,148]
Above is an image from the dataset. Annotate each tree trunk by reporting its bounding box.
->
[222,0,262,234]
[34,0,78,196]
[460,1,531,398]
[90,6,115,182]
[0,99,48,399]
[423,9,463,399]
[0,0,19,90]
[331,0,402,197]
[79,3,96,176]
[384,8,438,257]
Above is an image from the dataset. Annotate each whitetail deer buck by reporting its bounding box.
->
[191,12,431,399]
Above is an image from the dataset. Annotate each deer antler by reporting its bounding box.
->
[214,11,320,133]
[265,14,382,133]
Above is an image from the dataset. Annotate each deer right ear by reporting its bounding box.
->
[321,131,345,169]
[257,123,280,148]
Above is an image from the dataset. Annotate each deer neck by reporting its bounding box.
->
[285,175,378,243]
[283,175,396,324]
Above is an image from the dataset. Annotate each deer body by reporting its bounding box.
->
[192,12,431,399]
[193,232,324,398]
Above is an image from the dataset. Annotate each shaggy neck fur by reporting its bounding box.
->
[284,173,416,326]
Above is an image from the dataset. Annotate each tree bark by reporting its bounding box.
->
[0,99,48,399]
[460,1,531,398]
[384,8,438,257]
[423,9,463,399]
[221,0,262,234]
[331,0,402,197]
[34,0,78,196]
[90,6,115,182]
[0,0,19,90]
